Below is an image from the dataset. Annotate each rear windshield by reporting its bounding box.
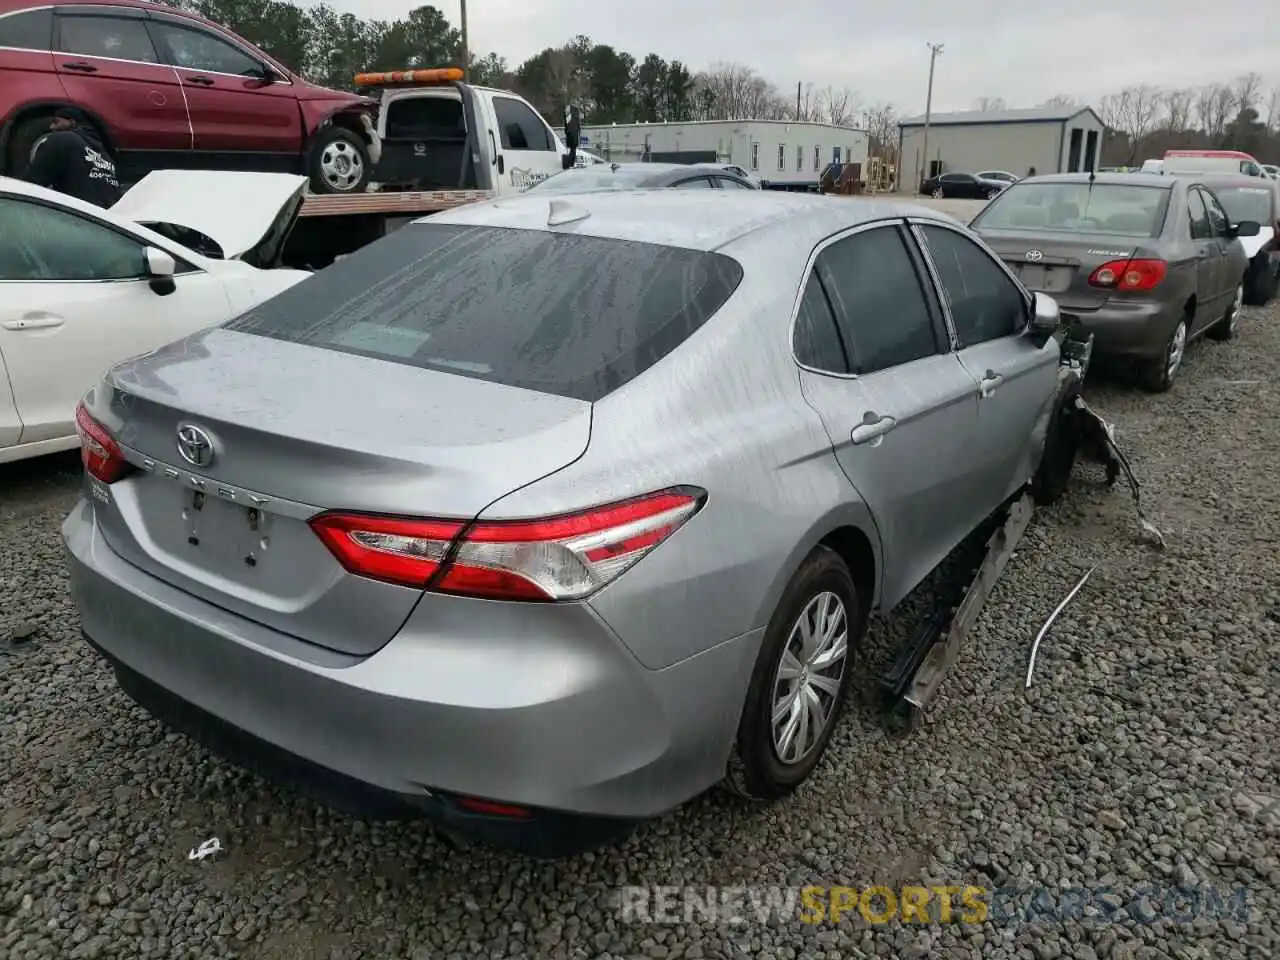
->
[528,168,660,193]
[973,182,1170,237]
[225,223,743,403]
[1210,185,1275,224]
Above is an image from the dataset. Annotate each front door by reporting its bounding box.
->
[0,195,233,444]
[795,221,984,609]
[1198,186,1238,322]
[1186,188,1220,332]
[915,221,1061,502]
[488,94,563,193]
[145,15,303,165]
[52,8,191,175]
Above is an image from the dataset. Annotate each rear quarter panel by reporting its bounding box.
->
[478,237,881,672]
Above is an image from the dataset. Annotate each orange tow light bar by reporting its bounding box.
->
[353,66,464,86]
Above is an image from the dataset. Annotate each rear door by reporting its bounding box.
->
[144,13,302,164]
[0,193,231,444]
[1186,187,1220,328]
[488,92,562,191]
[0,8,62,175]
[794,220,985,609]
[52,5,191,168]
[915,220,1058,504]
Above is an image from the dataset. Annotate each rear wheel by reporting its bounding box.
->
[307,126,371,194]
[1207,284,1243,341]
[723,546,860,802]
[985,188,1000,200]
[1139,313,1188,393]
[931,187,944,199]
[4,115,53,177]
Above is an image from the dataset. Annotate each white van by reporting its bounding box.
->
[1162,149,1265,178]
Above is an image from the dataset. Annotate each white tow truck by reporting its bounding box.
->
[285,67,583,267]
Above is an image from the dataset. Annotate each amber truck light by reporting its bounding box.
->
[75,403,130,483]
[309,487,706,600]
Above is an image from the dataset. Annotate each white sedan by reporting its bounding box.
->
[0,170,312,465]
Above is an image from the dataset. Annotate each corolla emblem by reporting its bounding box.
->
[176,424,215,468]
[1024,249,1044,262]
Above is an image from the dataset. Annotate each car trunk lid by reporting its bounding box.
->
[976,229,1145,311]
[89,327,592,657]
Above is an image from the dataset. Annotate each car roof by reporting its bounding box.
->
[1194,173,1277,189]
[424,190,961,253]
[1020,172,1174,189]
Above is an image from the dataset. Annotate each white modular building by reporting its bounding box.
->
[557,119,871,189]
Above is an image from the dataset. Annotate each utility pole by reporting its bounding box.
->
[920,42,943,189]
[796,82,802,121]
[459,0,468,73]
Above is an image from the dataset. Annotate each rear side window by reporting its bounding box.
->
[1187,189,1212,240]
[0,8,53,49]
[814,225,940,375]
[793,275,849,373]
[385,96,463,139]
[225,224,744,403]
[57,14,158,63]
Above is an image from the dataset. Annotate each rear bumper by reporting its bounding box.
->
[1061,298,1181,360]
[63,500,760,855]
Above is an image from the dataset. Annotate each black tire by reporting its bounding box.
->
[931,187,944,199]
[307,126,371,194]
[1138,313,1189,393]
[1242,257,1275,307]
[723,546,862,802]
[4,115,54,177]
[985,188,1000,200]
[1031,383,1082,506]
[1207,283,1243,342]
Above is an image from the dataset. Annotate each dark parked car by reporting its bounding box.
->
[1196,174,1279,305]
[921,172,1009,200]
[969,172,1259,392]
[526,161,758,195]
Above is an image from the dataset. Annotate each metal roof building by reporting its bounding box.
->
[896,106,1106,191]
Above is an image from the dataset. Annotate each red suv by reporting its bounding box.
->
[0,0,380,193]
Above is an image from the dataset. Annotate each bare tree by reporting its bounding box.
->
[1041,94,1077,108]
[1101,85,1164,161]
[1194,82,1235,141]
[692,62,786,121]
[817,86,858,126]
[1162,88,1193,132]
[973,96,1006,112]
[1233,72,1264,113]
[861,102,899,156]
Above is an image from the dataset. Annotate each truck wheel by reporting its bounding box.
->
[1139,313,1188,393]
[308,127,371,194]
[722,546,860,802]
[1207,284,1242,341]
[5,115,54,177]
[1031,384,1082,506]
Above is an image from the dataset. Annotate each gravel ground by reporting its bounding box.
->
[2,302,1278,960]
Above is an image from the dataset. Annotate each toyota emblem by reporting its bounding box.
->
[176,424,215,468]
[1024,249,1044,262]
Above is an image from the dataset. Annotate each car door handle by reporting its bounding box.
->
[3,315,65,331]
[851,414,897,445]
[62,60,97,72]
[185,76,214,86]
[979,372,1005,397]
[488,130,499,166]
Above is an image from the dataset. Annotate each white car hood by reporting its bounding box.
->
[1240,225,1274,259]
[111,170,308,261]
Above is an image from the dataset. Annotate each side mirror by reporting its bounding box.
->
[145,246,176,296]
[1027,291,1060,346]
[1231,219,1261,238]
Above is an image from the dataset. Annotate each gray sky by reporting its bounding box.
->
[324,0,1280,115]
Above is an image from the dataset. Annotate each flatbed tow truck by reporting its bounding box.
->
[282,67,582,267]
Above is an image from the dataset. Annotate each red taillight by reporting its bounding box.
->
[1088,258,1167,291]
[453,796,533,819]
[74,403,129,483]
[309,487,705,601]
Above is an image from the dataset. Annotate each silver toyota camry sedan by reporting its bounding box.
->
[65,189,1067,857]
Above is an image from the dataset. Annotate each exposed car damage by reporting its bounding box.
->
[882,324,1155,729]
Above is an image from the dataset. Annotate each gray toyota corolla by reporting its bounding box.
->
[65,189,1069,857]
